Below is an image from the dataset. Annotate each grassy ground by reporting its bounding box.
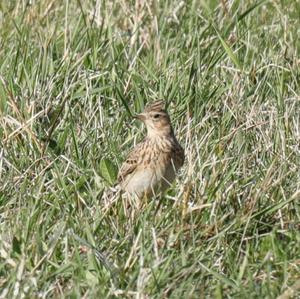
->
[1,0,300,298]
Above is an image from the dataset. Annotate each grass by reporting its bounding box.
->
[0,0,300,298]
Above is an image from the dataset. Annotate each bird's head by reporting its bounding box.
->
[135,101,173,137]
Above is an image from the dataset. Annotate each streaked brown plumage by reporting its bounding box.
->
[118,101,184,198]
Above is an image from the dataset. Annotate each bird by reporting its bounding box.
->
[117,100,184,198]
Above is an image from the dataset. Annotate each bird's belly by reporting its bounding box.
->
[122,164,176,197]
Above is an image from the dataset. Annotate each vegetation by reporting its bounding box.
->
[1,0,299,298]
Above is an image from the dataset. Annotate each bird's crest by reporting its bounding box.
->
[145,100,166,113]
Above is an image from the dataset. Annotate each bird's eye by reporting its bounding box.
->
[153,114,160,119]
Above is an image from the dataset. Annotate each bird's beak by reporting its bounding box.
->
[134,113,147,121]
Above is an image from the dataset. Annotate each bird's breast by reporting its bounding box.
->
[122,152,178,197]
[121,137,184,198]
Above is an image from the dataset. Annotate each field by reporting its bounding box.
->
[1,0,300,298]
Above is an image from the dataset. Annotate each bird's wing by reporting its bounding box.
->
[172,144,185,168]
[117,142,145,183]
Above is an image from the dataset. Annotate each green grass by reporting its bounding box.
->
[1,0,300,298]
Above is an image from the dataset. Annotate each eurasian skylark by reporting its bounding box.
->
[118,101,184,198]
